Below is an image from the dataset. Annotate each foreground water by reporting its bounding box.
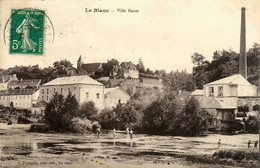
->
[0,124,258,168]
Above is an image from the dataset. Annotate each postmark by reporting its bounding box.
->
[9,9,45,55]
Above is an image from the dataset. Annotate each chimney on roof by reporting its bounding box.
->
[239,7,247,79]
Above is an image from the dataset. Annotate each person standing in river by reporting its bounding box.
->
[248,140,251,149]
[113,128,116,139]
[130,128,133,139]
[217,139,221,148]
[254,140,258,150]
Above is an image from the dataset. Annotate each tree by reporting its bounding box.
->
[44,92,79,132]
[136,58,145,73]
[101,59,119,77]
[191,52,205,66]
[176,97,209,136]
[44,92,65,131]
[78,101,98,120]
[53,59,74,77]
[142,91,182,135]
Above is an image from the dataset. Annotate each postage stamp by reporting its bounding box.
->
[9,9,45,55]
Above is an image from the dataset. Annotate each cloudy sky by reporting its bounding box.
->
[0,0,259,73]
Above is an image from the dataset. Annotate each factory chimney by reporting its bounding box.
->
[239,7,247,79]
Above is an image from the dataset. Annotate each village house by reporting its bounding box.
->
[0,89,39,109]
[104,87,130,109]
[40,75,105,110]
[0,74,18,90]
[201,74,260,131]
[0,77,40,109]
[120,62,139,80]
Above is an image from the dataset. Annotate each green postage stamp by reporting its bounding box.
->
[9,9,45,55]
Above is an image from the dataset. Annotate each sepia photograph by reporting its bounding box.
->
[0,0,259,167]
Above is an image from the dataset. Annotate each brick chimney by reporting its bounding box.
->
[239,7,247,79]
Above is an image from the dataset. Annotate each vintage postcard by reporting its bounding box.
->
[0,0,259,168]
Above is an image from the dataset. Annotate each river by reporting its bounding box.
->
[0,123,258,168]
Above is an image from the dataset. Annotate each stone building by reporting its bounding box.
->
[104,87,130,109]
[40,75,105,110]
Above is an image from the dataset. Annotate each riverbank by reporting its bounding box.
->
[0,124,258,168]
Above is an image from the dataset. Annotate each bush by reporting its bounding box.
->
[245,116,259,133]
[70,117,92,134]
[29,123,48,133]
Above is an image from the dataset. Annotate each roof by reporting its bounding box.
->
[109,79,124,87]
[104,87,130,98]
[98,77,110,82]
[142,78,162,86]
[120,62,137,70]
[80,63,102,72]
[0,88,38,95]
[205,74,252,86]
[190,89,203,96]
[77,55,82,62]
[43,75,103,86]
[9,79,41,88]
[201,98,237,109]
[0,74,13,83]
[32,101,47,108]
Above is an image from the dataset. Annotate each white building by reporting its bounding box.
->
[201,74,260,131]
[40,75,105,110]
[0,89,39,109]
[104,87,130,109]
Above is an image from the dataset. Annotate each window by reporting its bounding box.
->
[118,99,121,104]
[61,88,63,94]
[54,88,56,93]
[218,86,223,97]
[74,87,76,91]
[68,87,70,93]
[86,92,89,101]
[96,93,100,99]
[209,87,214,97]
[47,96,49,101]
[42,96,44,100]
[3,96,5,100]
[42,89,44,94]
[47,88,49,94]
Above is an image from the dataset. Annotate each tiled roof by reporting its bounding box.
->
[80,63,102,72]
[201,98,237,109]
[9,79,41,88]
[32,100,47,107]
[190,89,203,96]
[43,75,103,86]
[142,78,162,86]
[205,74,251,86]
[0,88,38,95]
[104,87,120,95]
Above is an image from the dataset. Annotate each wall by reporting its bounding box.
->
[104,89,130,109]
[40,84,105,110]
[204,84,237,98]
[123,69,139,79]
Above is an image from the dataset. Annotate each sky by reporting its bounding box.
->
[0,0,259,73]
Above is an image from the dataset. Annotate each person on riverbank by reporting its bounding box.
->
[96,127,100,138]
[113,128,116,139]
[130,128,133,139]
[217,139,221,148]
[248,140,251,149]
[254,140,258,149]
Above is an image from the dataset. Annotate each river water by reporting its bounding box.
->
[0,124,258,168]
